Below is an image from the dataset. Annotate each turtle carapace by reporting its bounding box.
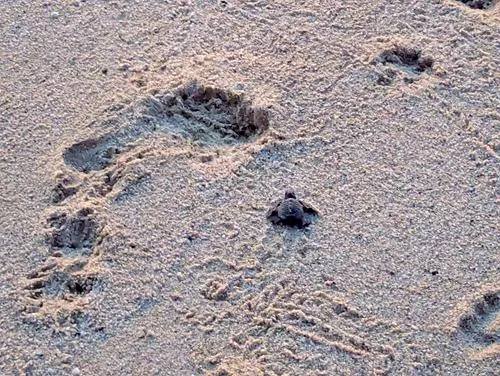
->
[267,188,318,228]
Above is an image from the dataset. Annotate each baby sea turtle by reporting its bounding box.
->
[267,188,318,228]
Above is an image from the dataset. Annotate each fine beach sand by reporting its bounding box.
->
[0,1,499,375]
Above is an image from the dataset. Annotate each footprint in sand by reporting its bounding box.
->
[22,81,271,333]
[372,45,434,85]
[60,82,270,200]
[46,207,101,257]
[62,81,269,175]
[458,290,500,344]
[25,262,99,302]
[455,288,500,360]
[456,0,497,10]
[23,205,103,324]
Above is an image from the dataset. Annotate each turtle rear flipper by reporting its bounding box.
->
[298,216,311,228]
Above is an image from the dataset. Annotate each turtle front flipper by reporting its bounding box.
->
[298,200,319,216]
[266,200,282,224]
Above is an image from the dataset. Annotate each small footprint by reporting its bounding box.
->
[51,172,79,204]
[23,257,99,309]
[458,290,500,345]
[456,0,497,9]
[373,45,433,85]
[25,269,98,300]
[46,207,100,257]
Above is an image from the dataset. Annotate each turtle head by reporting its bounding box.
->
[284,188,296,199]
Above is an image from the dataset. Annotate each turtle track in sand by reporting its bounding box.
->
[171,255,406,375]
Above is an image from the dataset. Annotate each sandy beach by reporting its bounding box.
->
[0,0,499,375]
